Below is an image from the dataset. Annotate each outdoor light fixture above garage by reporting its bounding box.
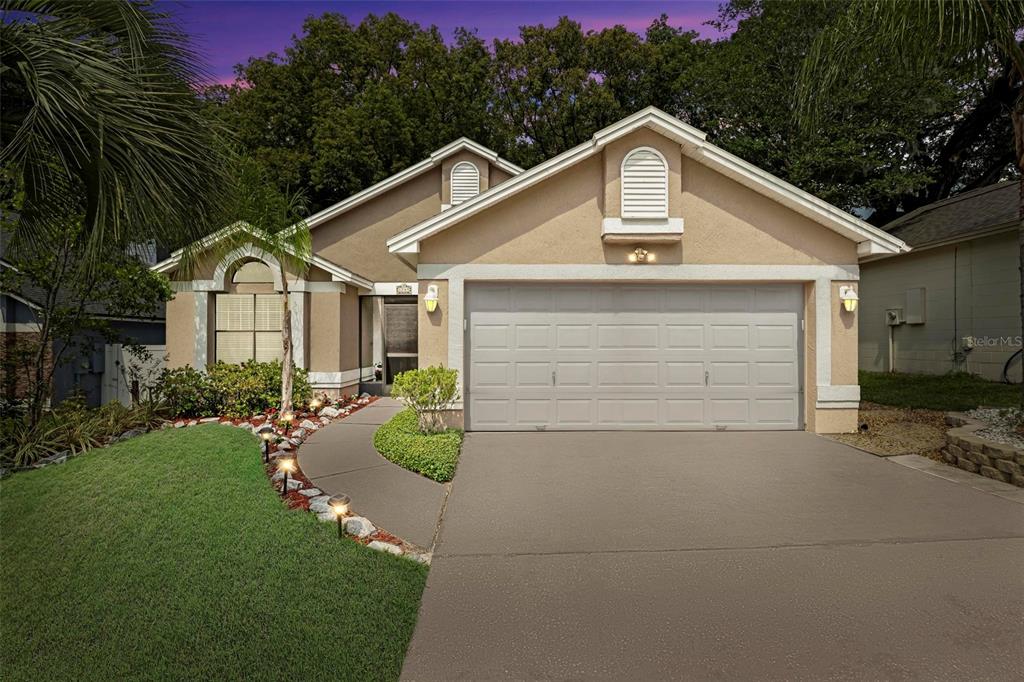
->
[628,247,654,263]
[424,284,439,312]
[839,285,859,312]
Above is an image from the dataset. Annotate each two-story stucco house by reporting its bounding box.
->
[153,107,909,433]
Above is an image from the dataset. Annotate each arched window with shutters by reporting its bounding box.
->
[450,161,480,206]
[621,147,668,219]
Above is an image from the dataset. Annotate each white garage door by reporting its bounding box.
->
[466,283,803,431]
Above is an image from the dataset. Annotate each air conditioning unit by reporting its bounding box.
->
[885,308,905,326]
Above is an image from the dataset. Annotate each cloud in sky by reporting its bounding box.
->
[158,1,728,85]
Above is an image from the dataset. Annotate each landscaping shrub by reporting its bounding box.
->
[390,365,459,434]
[154,361,311,418]
[0,398,172,468]
[154,366,216,417]
[373,408,463,482]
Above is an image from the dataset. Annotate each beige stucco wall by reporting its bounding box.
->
[832,281,859,386]
[165,292,195,369]
[418,279,448,368]
[312,169,439,282]
[420,129,857,266]
[339,287,360,371]
[490,165,515,187]
[309,292,341,372]
[859,230,1020,381]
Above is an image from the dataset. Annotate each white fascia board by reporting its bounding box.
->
[388,106,912,258]
[697,145,910,257]
[305,139,522,232]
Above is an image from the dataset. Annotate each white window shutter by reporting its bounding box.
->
[450,162,480,206]
[216,294,254,331]
[216,332,254,364]
[254,295,282,331]
[621,149,668,219]
[254,332,283,362]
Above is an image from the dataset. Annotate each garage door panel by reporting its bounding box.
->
[555,399,593,425]
[515,362,552,387]
[665,399,705,424]
[597,324,659,349]
[710,325,750,349]
[665,324,704,349]
[471,362,511,388]
[754,398,799,425]
[467,283,802,430]
[555,325,592,349]
[514,324,550,349]
[472,324,510,349]
[598,399,660,425]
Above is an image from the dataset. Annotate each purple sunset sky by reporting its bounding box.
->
[158,1,727,84]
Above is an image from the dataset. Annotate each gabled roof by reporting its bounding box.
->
[881,180,1017,250]
[387,107,910,259]
[151,221,374,290]
[152,138,522,283]
[301,137,523,231]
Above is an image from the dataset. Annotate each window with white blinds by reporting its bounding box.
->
[621,148,668,219]
[215,294,283,363]
[450,161,480,206]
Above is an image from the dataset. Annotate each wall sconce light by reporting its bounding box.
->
[839,285,859,313]
[329,493,351,538]
[628,247,654,264]
[424,284,439,313]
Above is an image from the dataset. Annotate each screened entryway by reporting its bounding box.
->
[357,294,418,394]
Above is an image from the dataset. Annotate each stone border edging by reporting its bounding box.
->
[942,413,1024,487]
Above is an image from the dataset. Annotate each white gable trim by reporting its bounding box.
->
[301,138,521,231]
[387,107,910,259]
[151,223,374,290]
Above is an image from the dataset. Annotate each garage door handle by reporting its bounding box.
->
[552,370,556,386]
[704,370,709,387]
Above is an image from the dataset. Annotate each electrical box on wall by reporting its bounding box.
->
[905,288,926,324]
[885,308,905,326]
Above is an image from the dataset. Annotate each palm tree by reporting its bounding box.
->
[796,0,1024,403]
[188,159,312,415]
[1,0,228,261]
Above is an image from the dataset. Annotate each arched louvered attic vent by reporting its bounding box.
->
[450,161,480,206]
[621,148,668,219]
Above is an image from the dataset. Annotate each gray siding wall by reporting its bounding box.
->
[859,230,1020,381]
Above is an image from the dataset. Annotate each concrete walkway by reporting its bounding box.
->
[298,398,446,549]
[402,431,1024,680]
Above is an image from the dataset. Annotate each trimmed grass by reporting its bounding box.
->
[373,409,463,482]
[0,425,427,681]
[860,370,1020,412]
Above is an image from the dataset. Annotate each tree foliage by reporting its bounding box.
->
[0,0,230,261]
[201,2,1018,224]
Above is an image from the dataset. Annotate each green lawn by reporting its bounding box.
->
[860,370,1021,411]
[0,425,427,681]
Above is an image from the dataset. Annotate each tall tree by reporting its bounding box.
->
[795,0,1023,399]
[0,0,229,261]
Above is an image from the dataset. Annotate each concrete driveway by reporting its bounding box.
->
[401,431,1024,680]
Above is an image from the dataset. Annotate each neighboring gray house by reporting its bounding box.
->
[859,180,1021,382]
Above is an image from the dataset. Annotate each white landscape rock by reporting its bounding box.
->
[199,417,220,423]
[319,406,341,419]
[308,496,332,514]
[298,488,322,497]
[291,428,306,440]
[316,511,336,522]
[319,417,331,425]
[407,552,431,565]
[299,419,318,431]
[367,541,402,556]
[343,516,375,538]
